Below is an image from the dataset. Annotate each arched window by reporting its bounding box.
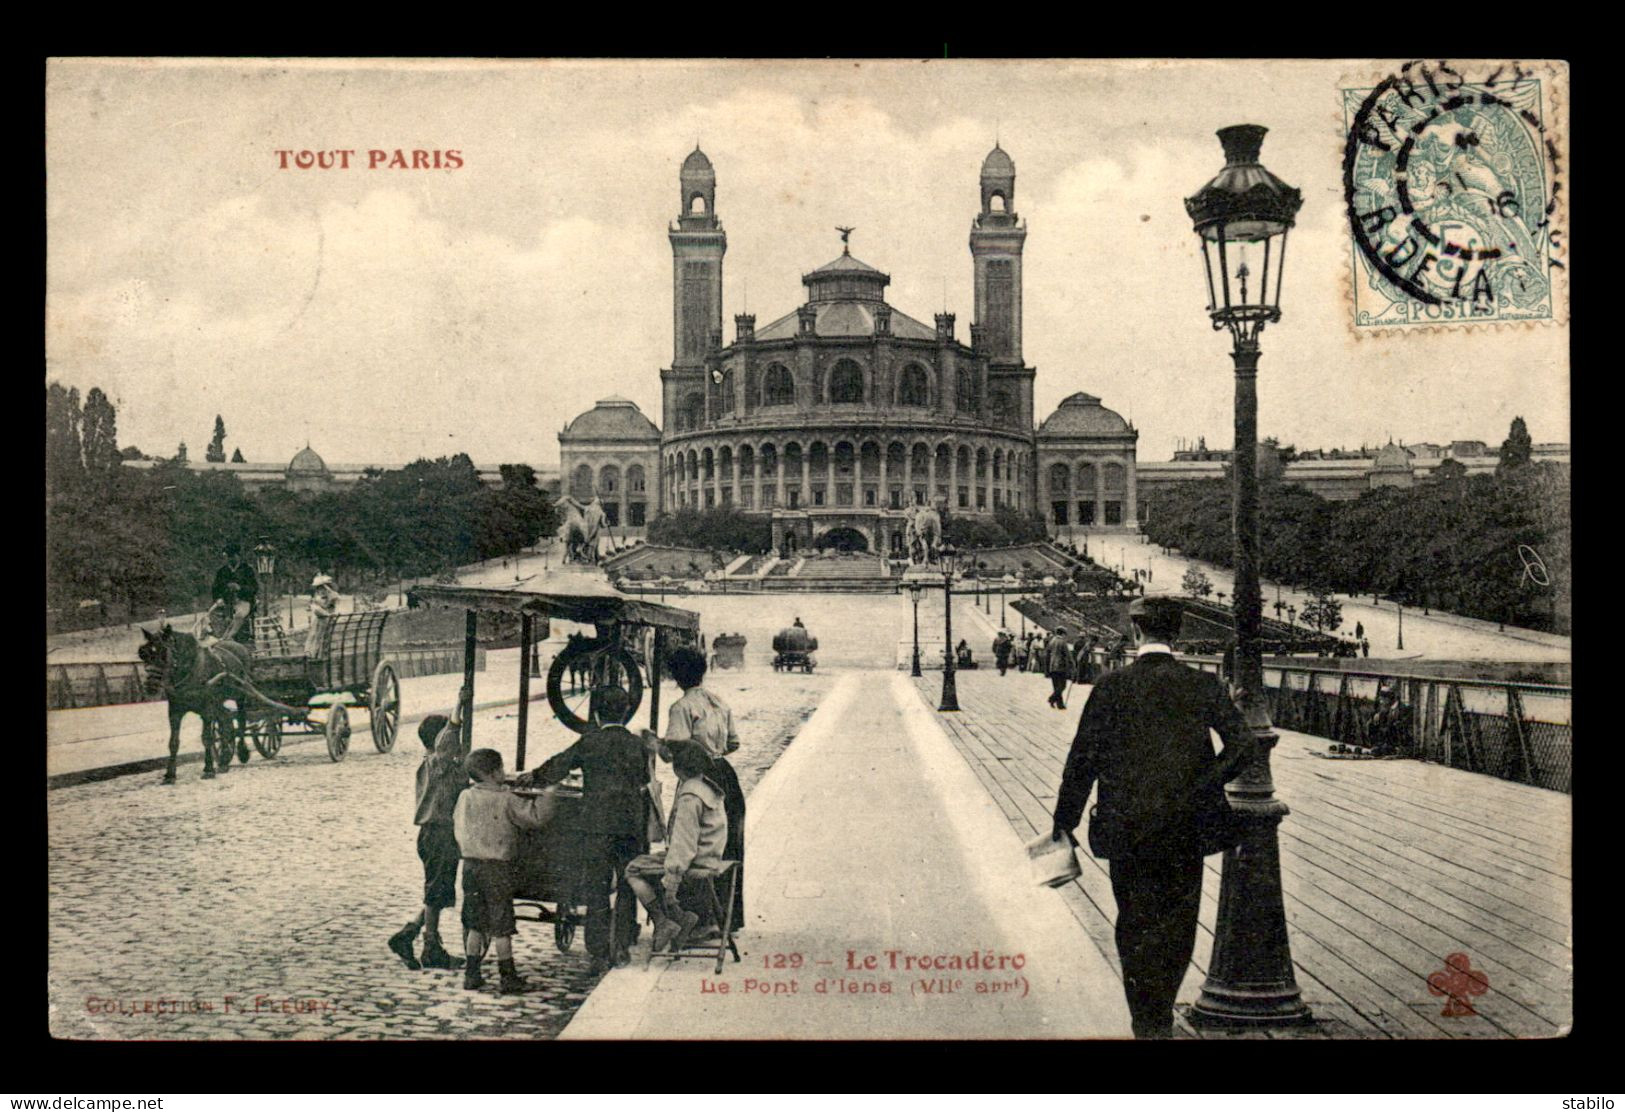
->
[899,363,930,406]
[571,463,594,501]
[689,194,707,214]
[990,388,1013,426]
[830,359,864,404]
[598,464,620,495]
[763,363,795,406]
[957,366,980,414]
[1049,462,1072,494]
[626,464,646,493]
[680,392,705,431]
[719,370,735,414]
[745,365,761,410]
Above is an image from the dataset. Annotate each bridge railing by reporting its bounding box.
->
[1172,657,1572,794]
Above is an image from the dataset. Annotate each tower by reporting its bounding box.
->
[970,143,1026,365]
[670,146,727,368]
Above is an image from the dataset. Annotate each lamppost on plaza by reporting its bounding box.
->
[906,581,924,678]
[938,543,962,712]
[1396,597,1405,651]
[1001,574,1015,627]
[1184,124,1312,1026]
[253,540,276,639]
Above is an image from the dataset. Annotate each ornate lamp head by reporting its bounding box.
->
[1185,125,1303,348]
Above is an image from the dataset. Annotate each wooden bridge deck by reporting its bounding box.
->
[913,671,1572,1039]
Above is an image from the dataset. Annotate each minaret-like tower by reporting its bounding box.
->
[670,146,727,368]
[970,143,1026,365]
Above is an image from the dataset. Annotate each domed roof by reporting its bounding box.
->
[1037,393,1133,438]
[560,396,660,442]
[288,445,328,473]
[1373,441,1414,470]
[809,252,885,276]
[681,147,715,177]
[981,143,1015,178]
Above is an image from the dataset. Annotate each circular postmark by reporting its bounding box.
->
[1343,60,1564,328]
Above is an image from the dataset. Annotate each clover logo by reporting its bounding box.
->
[1427,952,1489,1016]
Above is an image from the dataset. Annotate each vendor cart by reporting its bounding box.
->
[407,576,701,952]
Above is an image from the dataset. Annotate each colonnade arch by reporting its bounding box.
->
[663,434,1029,515]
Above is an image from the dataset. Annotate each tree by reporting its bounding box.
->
[1497,416,1533,476]
[1181,567,1214,598]
[1434,457,1468,482]
[120,445,145,461]
[231,447,245,463]
[1298,587,1343,634]
[45,382,84,496]
[81,387,121,474]
[206,415,227,463]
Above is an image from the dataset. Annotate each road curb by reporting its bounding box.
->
[46,691,542,791]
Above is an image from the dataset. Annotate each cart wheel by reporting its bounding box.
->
[547,639,644,734]
[555,916,576,952]
[252,718,284,759]
[370,661,401,753]
[213,719,238,767]
[325,703,351,762]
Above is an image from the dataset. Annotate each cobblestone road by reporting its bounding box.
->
[48,670,832,1040]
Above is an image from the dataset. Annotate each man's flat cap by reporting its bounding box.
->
[1129,596,1185,622]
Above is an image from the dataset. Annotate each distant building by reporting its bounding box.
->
[125,446,559,496]
[558,395,660,529]
[1448,440,1491,458]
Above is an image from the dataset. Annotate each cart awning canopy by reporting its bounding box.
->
[407,575,700,633]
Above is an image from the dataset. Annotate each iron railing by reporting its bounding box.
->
[1173,657,1572,794]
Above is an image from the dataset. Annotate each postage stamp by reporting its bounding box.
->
[1341,60,1567,333]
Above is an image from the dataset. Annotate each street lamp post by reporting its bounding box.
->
[938,544,961,712]
[1397,598,1405,651]
[907,582,924,678]
[253,541,276,643]
[1001,574,1015,627]
[1184,124,1312,1027]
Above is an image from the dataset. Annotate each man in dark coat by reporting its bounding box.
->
[1045,626,1074,709]
[1051,596,1258,1038]
[211,542,259,647]
[525,685,648,974]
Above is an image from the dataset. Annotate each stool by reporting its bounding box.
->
[646,860,741,975]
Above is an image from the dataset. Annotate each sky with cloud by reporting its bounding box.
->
[47,58,1568,468]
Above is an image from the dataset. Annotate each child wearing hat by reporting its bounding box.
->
[623,739,728,954]
[387,693,469,972]
[306,575,341,657]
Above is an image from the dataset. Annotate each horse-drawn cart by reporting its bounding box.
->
[406,576,702,952]
[771,623,818,672]
[231,611,402,763]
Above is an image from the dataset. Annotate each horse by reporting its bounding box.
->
[904,504,943,566]
[138,625,253,783]
[555,496,607,565]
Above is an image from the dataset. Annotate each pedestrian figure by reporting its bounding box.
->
[993,630,1013,676]
[387,695,469,972]
[526,685,647,975]
[1046,626,1073,710]
[1361,638,1370,658]
[1355,621,1364,640]
[1052,596,1257,1039]
[307,575,342,657]
[455,749,558,994]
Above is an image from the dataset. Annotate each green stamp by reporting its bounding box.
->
[1342,61,1565,330]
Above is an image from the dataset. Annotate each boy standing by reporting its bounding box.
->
[454,748,558,993]
[624,740,728,954]
[387,694,468,971]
